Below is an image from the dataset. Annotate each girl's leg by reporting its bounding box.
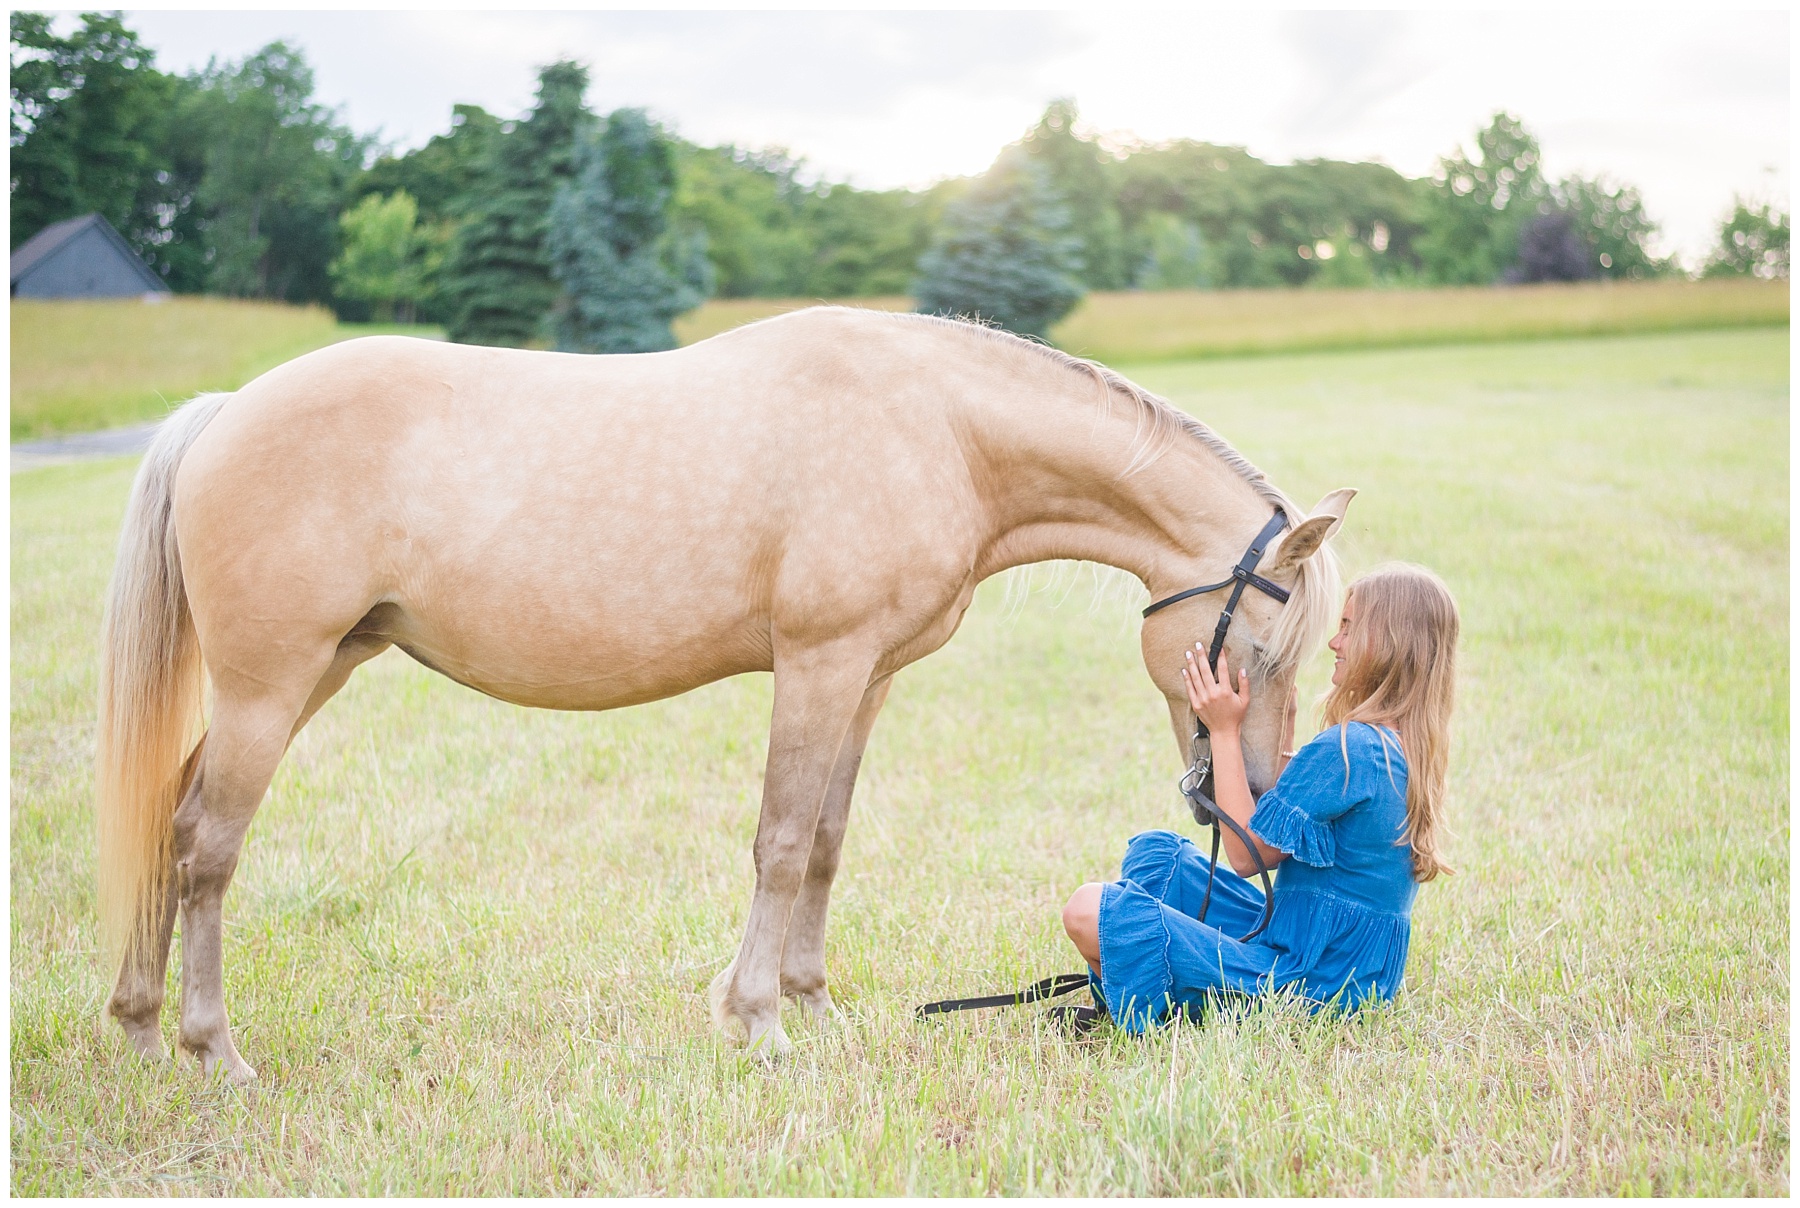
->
[1061,883,1104,973]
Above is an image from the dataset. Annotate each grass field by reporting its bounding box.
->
[1050,278,1788,363]
[10,328,1787,1194]
[14,281,1781,442]
[9,298,441,441]
[672,279,1787,365]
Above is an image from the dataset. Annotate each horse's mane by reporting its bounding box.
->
[746,306,1341,674]
[894,310,1283,500]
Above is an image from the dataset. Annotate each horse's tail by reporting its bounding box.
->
[96,392,230,966]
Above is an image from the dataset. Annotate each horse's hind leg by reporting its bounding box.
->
[108,633,386,1066]
[107,815,183,1061]
[290,632,391,741]
[171,649,337,1082]
[779,675,892,1018]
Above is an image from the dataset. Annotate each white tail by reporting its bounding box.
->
[95,393,230,965]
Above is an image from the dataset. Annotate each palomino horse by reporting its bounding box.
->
[97,307,1350,1081]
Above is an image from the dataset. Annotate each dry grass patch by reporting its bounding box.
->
[670,280,1787,366]
[10,297,440,440]
[1049,278,1788,363]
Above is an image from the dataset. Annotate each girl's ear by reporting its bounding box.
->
[1269,488,1356,573]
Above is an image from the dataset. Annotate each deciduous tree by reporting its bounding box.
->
[1417,112,1544,285]
[330,190,440,322]
[9,10,187,278]
[1019,98,1126,289]
[1703,198,1789,280]
[180,41,366,302]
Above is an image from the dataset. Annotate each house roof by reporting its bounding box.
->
[10,212,167,291]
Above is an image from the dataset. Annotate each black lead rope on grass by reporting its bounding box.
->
[916,973,1093,1018]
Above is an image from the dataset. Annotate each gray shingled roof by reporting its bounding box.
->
[11,212,167,291]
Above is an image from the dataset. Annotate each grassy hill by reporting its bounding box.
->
[12,280,1786,440]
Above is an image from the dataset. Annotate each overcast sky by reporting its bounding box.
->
[112,8,1790,267]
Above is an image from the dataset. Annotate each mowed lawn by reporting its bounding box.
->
[10,328,1787,1194]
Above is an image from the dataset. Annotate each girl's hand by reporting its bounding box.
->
[1182,644,1250,736]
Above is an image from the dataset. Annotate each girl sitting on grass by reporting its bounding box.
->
[1060,562,1460,1031]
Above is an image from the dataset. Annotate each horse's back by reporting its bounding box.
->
[171,313,988,708]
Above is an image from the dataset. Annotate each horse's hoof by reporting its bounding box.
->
[183,1034,257,1085]
[115,1016,169,1064]
[709,960,794,1056]
[785,985,839,1022]
[202,1051,258,1086]
[744,1020,794,1064]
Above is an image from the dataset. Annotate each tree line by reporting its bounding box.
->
[12,13,1790,348]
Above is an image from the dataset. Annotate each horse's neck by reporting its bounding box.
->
[965,366,1272,595]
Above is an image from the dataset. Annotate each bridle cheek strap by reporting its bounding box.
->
[1142,509,1295,944]
[1142,509,1292,654]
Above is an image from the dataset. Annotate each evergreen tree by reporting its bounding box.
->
[546,108,711,353]
[1018,98,1126,289]
[441,61,591,347]
[912,148,1085,341]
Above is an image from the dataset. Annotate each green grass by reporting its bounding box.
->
[10,298,442,440]
[10,329,1787,1194]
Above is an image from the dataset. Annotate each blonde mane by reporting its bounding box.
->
[890,309,1342,676]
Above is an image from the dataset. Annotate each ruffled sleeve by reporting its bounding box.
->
[1250,726,1368,868]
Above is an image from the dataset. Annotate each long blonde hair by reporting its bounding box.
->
[1321,563,1460,882]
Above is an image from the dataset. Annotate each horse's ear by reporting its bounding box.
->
[1269,488,1356,573]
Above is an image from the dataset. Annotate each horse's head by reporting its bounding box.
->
[1140,488,1354,797]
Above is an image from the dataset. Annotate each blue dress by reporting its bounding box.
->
[1095,722,1418,1031]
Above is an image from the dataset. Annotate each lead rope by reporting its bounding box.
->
[1181,717,1275,942]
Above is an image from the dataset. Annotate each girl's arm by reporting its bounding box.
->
[1182,646,1289,878]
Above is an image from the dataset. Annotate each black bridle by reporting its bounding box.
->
[916,512,1296,1020]
[1143,509,1292,944]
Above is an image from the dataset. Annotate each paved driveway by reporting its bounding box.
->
[12,421,161,473]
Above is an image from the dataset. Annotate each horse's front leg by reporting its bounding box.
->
[710,644,876,1058]
[779,674,892,1018]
